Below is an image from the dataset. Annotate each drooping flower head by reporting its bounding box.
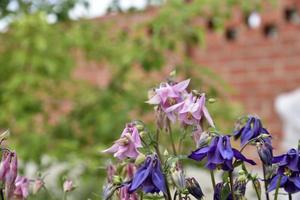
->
[170,163,186,191]
[106,163,116,183]
[268,148,300,194]
[214,182,233,200]
[14,176,30,200]
[147,79,190,122]
[185,177,204,200]
[103,123,142,160]
[257,141,273,166]
[128,155,166,194]
[188,135,256,171]
[119,186,138,200]
[233,116,271,146]
[4,152,18,199]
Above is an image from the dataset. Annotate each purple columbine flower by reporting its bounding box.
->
[268,173,300,194]
[166,93,215,127]
[185,177,204,200]
[234,116,271,146]
[188,135,256,171]
[273,148,300,173]
[214,182,233,200]
[14,176,30,200]
[147,79,190,122]
[257,141,273,166]
[128,155,166,194]
[103,123,142,160]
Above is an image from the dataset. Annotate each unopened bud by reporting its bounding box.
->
[112,176,122,185]
[0,130,10,141]
[33,179,44,194]
[63,180,75,193]
[139,131,147,138]
[197,132,211,148]
[135,153,146,166]
[208,98,216,103]
[163,150,169,157]
[135,124,144,131]
[171,167,186,191]
[186,178,204,200]
[257,142,273,166]
[260,134,270,139]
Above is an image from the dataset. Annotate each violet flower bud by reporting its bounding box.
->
[0,152,10,182]
[106,164,116,184]
[14,176,30,199]
[171,165,186,191]
[185,177,204,200]
[257,142,273,166]
[5,152,18,199]
[33,178,44,194]
[63,180,75,193]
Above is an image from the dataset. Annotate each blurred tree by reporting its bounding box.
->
[0,0,89,21]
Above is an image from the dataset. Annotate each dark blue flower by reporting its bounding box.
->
[273,148,300,173]
[257,142,273,166]
[214,182,233,200]
[128,155,166,194]
[188,135,255,171]
[268,173,300,194]
[185,177,204,200]
[234,116,270,146]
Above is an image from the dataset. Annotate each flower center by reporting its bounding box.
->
[187,112,193,120]
[284,167,292,176]
[167,98,176,105]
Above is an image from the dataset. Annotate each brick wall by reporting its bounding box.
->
[79,0,300,142]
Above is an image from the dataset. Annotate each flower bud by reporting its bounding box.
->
[171,166,186,191]
[233,178,247,198]
[185,177,204,200]
[197,132,211,148]
[0,152,10,182]
[33,178,44,194]
[112,175,122,185]
[106,164,116,184]
[135,124,144,131]
[163,150,169,157]
[63,180,75,193]
[103,183,115,200]
[257,142,273,166]
[208,98,216,104]
[0,130,10,142]
[135,153,146,166]
[139,131,147,138]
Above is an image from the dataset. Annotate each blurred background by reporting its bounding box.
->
[0,0,300,199]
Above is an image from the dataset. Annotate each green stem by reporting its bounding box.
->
[229,171,236,200]
[288,193,292,200]
[63,192,67,200]
[168,123,177,156]
[252,179,261,200]
[140,192,143,200]
[210,170,216,190]
[274,175,282,200]
[0,189,3,200]
[262,165,270,200]
[178,129,187,153]
[154,129,172,200]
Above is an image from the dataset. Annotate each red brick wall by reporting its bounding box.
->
[85,0,300,140]
[192,0,300,139]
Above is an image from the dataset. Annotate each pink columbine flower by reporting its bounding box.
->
[14,176,30,200]
[106,164,116,183]
[102,123,142,160]
[63,180,75,192]
[32,178,44,194]
[5,152,18,199]
[125,163,136,181]
[119,186,138,200]
[147,79,190,122]
[0,152,11,182]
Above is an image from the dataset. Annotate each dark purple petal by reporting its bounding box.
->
[129,157,152,193]
[188,147,209,161]
[268,175,288,192]
[233,149,256,165]
[272,155,285,163]
[219,136,234,160]
[151,159,166,193]
[142,177,159,193]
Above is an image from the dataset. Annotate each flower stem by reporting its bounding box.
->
[288,193,292,200]
[262,165,270,200]
[0,189,3,200]
[210,170,216,190]
[274,175,282,200]
[155,129,172,200]
[229,171,236,200]
[251,179,261,200]
[168,123,177,156]
[63,192,67,200]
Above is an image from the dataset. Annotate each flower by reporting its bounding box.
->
[5,152,18,199]
[128,155,166,194]
[268,173,300,194]
[188,135,255,171]
[170,164,186,191]
[63,180,75,192]
[106,164,116,183]
[273,148,300,173]
[32,178,44,194]
[119,186,138,200]
[214,182,233,200]
[103,123,142,160]
[14,176,30,200]
[147,79,190,122]
[257,141,273,166]
[185,177,204,200]
[233,116,270,146]
[177,93,214,127]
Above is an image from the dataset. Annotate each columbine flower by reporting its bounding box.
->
[14,176,29,200]
[175,93,215,127]
[268,148,300,193]
[5,152,18,199]
[103,123,142,160]
[125,163,136,181]
[268,173,300,194]
[147,79,190,122]
[32,178,44,194]
[214,182,233,200]
[185,177,204,200]
[257,141,273,166]
[233,116,270,146]
[170,163,186,191]
[188,135,255,171]
[273,148,300,173]
[128,155,166,194]
[63,180,75,193]
[106,164,116,183]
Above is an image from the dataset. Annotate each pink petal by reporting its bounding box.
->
[146,94,161,104]
[102,143,119,153]
[172,79,190,92]
[203,106,215,128]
